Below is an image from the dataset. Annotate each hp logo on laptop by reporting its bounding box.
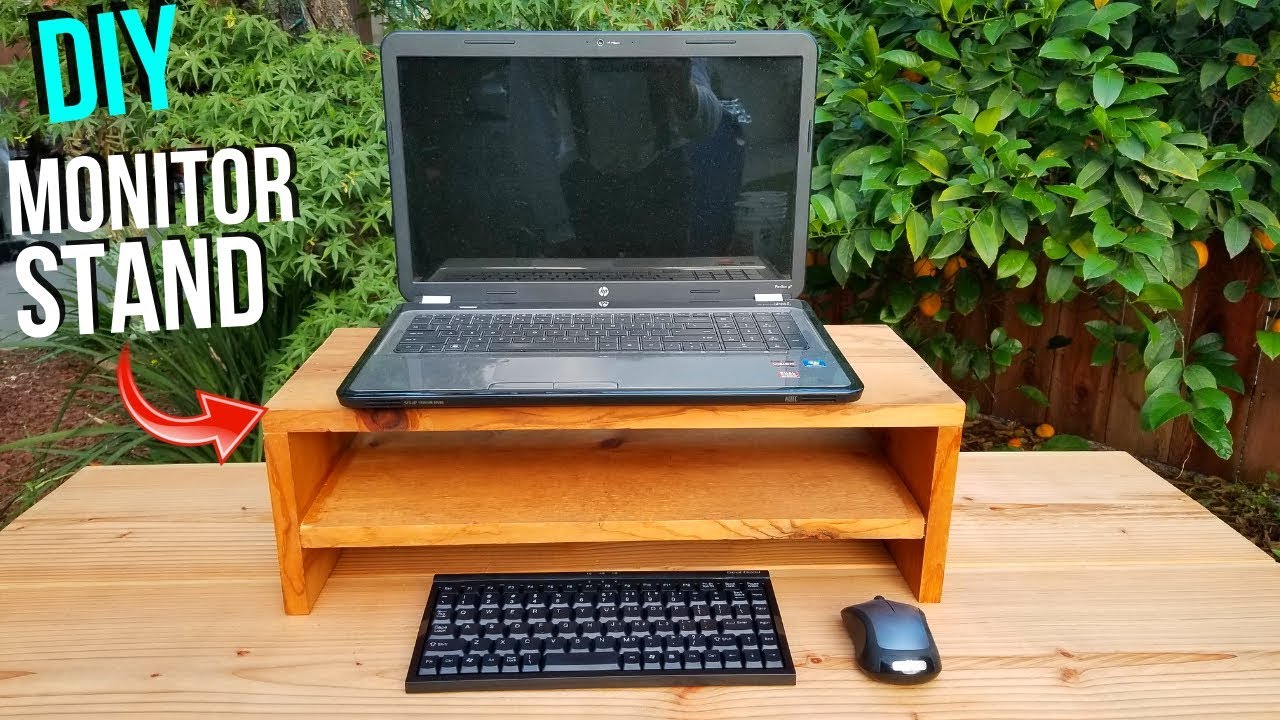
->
[598,286,610,297]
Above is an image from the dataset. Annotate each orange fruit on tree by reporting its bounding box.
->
[1035,423,1055,439]
[1093,0,1109,7]
[1191,239,1209,268]
[917,293,942,318]
[900,69,925,83]
[1255,227,1276,251]
[1270,318,1280,332]
[1007,438,1023,448]
[943,256,967,279]
[1236,53,1258,67]
[913,258,937,277]
[1082,135,1101,151]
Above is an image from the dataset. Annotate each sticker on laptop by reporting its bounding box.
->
[770,359,797,367]
[801,358,827,367]
[778,370,800,379]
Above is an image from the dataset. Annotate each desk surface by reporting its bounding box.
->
[2,452,1279,718]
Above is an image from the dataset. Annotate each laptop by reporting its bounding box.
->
[337,30,863,407]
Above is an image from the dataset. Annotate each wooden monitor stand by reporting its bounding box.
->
[263,325,963,615]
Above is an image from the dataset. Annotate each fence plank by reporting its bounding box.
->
[1043,295,1117,438]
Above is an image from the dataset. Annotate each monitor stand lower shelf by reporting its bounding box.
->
[263,325,964,615]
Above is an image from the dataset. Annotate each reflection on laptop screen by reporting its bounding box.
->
[395,55,804,283]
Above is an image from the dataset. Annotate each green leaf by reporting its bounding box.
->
[1083,253,1119,280]
[1243,97,1279,148]
[1200,60,1228,89]
[1241,200,1280,230]
[867,101,905,124]
[811,194,837,224]
[1046,263,1076,302]
[1191,408,1232,460]
[914,149,950,179]
[1077,159,1110,190]
[1000,204,1029,242]
[1258,331,1280,360]
[1117,136,1145,161]
[997,249,1029,279]
[1140,142,1199,180]
[915,29,959,60]
[1039,434,1092,450]
[1137,282,1183,311]
[1213,219,1246,260]
[1226,65,1257,89]
[930,229,966,259]
[1116,81,1167,104]
[1018,385,1049,407]
[1145,358,1184,395]
[1115,172,1144,215]
[1127,52,1178,74]
[1140,391,1193,431]
[832,145,892,176]
[1017,303,1044,326]
[1192,387,1234,422]
[1040,38,1090,62]
[1093,2,1140,24]
[969,208,1001,266]
[1223,280,1247,303]
[880,49,924,68]
[1056,80,1091,112]
[905,210,930,260]
[1092,68,1124,108]
[1183,364,1217,392]
[974,107,1001,134]
[938,183,977,201]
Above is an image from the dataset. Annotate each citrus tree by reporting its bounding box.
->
[807,0,1280,458]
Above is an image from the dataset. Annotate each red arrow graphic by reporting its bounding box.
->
[116,345,267,464]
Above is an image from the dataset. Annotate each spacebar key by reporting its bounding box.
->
[541,652,621,671]
[489,342,597,352]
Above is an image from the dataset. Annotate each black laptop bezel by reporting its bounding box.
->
[380,30,818,307]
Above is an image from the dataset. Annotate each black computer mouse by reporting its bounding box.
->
[840,596,941,684]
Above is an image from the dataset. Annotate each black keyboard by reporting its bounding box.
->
[394,311,810,354]
[438,269,765,281]
[407,571,795,692]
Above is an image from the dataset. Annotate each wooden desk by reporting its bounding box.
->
[2,453,1279,718]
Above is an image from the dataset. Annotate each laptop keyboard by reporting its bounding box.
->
[437,269,765,282]
[394,311,810,354]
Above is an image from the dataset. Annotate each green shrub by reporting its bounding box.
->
[804,0,1280,457]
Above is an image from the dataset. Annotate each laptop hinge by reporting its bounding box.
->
[755,293,786,302]
[419,295,452,305]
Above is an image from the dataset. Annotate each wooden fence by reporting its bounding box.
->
[812,246,1279,485]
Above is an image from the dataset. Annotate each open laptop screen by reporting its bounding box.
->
[395,55,804,283]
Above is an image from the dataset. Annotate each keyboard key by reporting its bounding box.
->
[437,656,461,674]
[543,652,621,672]
[762,649,785,668]
[424,638,467,655]
[520,653,542,672]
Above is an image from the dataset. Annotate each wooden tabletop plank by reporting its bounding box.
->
[262,325,966,433]
[3,453,1279,718]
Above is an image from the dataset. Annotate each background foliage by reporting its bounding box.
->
[0,0,1278,491]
